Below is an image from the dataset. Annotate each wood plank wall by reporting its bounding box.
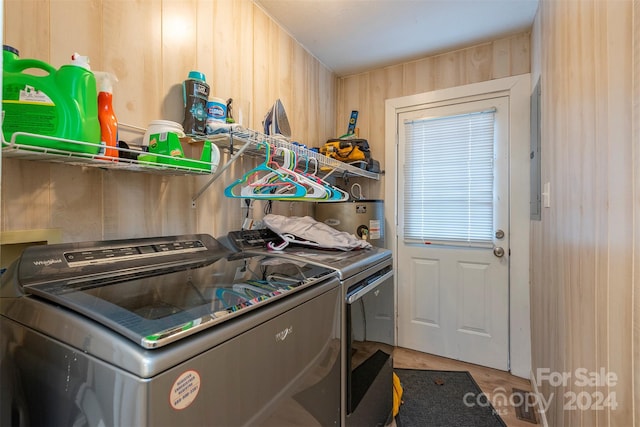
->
[635,4,640,426]
[1,0,336,245]
[530,1,637,425]
[335,32,530,200]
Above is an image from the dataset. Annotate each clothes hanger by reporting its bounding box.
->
[296,155,350,201]
[247,147,328,200]
[224,142,307,199]
[240,147,307,198]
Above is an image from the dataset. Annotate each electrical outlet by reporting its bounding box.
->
[234,266,245,281]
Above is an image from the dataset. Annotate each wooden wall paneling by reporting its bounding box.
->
[567,4,598,427]
[49,0,102,68]
[102,172,159,240]
[334,72,373,197]
[2,1,50,235]
[162,0,198,124]
[531,9,559,425]
[433,50,465,90]
[205,0,254,119]
[320,65,337,143]
[336,33,532,202]
[152,176,194,236]
[550,7,572,423]
[402,57,435,96]
[276,24,293,134]
[463,42,492,85]
[491,33,531,80]
[367,68,386,145]
[267,17,286,122]
[531,0,636,425]
[1,0,337,243]
[308,51,323,146]
[604,2,634,425]
[355,73,371,139]
[235,0,256,129]
[291,42,311,144]
[41,2,105,241]
[155,0,199,236]
[528,5,543,405]
[3,0,49,60]
[49,165,103,242]
[1,160,52,231]
[592,2,612,426]
[491,37,513,80]
[209,1,234,100]
[99,0,169,238]
[508,32,531,77]
[365,65,403,199]
[102,0,163,127]
[196,0,255,237]
[336,73,368,138]
[197,0,216,96]
[251,5,273,131]
[335,77,345,135]
[634,2,640,425]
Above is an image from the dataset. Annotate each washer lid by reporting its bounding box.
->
[9,235,336,349]
[242,245,392,280]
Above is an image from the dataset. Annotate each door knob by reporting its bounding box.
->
[493,247,505,258]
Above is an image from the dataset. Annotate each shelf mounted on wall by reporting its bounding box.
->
[190,126,380,206]
[1,123,379,206]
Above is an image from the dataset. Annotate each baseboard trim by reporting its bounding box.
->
[529,369,549,427]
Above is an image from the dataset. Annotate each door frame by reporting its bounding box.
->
[384,74,531,379]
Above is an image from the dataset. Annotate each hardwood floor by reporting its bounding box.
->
[391,347,537,427]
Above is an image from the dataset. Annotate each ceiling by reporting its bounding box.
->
[254,0,539,76]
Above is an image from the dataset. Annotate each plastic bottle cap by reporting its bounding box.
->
[188,71,206,82]
[3,45,19,56]
[70,53,91,70]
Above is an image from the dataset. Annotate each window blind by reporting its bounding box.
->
[403,109,496,246]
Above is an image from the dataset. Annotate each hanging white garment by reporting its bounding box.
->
[263,214,372,251]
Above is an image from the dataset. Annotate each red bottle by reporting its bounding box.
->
[95,72,118,160]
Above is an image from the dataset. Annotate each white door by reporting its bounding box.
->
[396,96,510,371]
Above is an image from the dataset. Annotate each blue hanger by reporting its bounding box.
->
[224,142,307,199]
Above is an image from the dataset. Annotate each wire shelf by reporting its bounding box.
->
[1,128,222,176]
[2,124,379,204]
[219,126,381,180]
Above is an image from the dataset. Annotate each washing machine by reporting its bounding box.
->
[0,234,341,426]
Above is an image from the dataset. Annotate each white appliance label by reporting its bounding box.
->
[170,370,201,410]
[369,220,382,239]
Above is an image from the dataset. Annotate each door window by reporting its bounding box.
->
[403,110,496,247]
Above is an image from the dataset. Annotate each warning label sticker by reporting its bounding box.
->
[170,370,201,410]
[369,220,382,240]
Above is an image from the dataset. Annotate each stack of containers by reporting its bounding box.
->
[181,70,228,136]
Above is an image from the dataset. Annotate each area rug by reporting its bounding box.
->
[394,369,506,427]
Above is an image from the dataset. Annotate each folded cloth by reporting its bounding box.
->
[263,214,372,251]
[205,122,242,135]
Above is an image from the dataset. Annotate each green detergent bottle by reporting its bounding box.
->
[2,45,101,154]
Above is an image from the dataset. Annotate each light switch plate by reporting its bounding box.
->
[542,182,551,208]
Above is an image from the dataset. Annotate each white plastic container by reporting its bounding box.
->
[143,120,185,148]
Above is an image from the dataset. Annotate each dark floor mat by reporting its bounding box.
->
[394,369,506,427]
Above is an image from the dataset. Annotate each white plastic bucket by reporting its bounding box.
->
[143,120,185,147]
